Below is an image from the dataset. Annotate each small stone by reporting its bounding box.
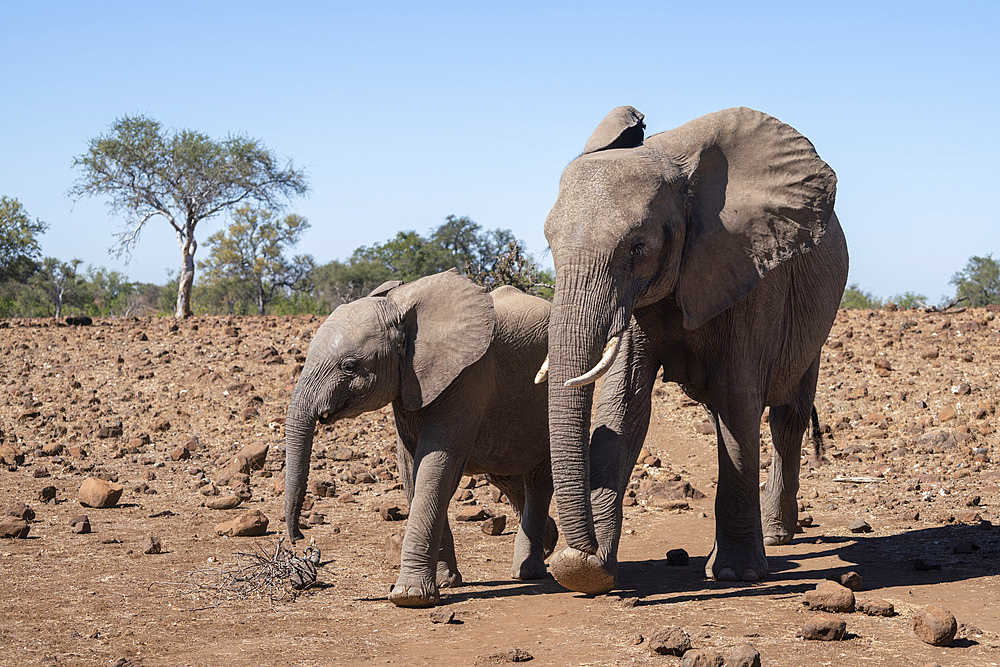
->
[455,507,490,522]
[799,612,846,641]
[336,492,356,503]
[848,518,872,533]
[78,477,124,508]
[951,540,977,554]
[481,514,507,535]
[912,605,957,646]
[0,517,30,538]
[69,515,91,534]
[629,633,644,645]
[3,502,35,522]
[170,447,190,461]
[666,548,689,566]
[142,535,162,554]
[385,531,404,564]
[379,504,408,521]
[206,495,242,510]
[215,510,269,537]
[307,513,325,525]
[328,447,354,461]
[458,476,477,489]
[726,643,761,667]
[937,406,957,422]
[506,648,533,662]
[648,626,691,656]
[680,648,724,667]
[798,514,814,527]
[235,442,269,470]
[802,581,855,613]
[37,485,57,503]
[308,479,336,498]
[856,597,895,616]
[453,488,473,502]
[643,456,661,468]
[41,442,63,456]
[913,558,942,571]
[833,571,863,591]
[429,609,455,624]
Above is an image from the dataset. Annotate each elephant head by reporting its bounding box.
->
[543,106,837,556]
[284,269,495,540]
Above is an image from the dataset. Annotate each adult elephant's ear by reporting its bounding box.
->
[387,269,496,411]
[367,280,403,297]
[583,106,645,154]
[652,107,837,330]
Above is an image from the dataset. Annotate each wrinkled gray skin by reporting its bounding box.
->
[544,106,849,595]
[284,270,556,607]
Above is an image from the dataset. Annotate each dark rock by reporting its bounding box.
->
[833,570,863,591]
[726,643,761,667]
[142,535,162,554]
[170,447,190,461]
[481,514,507,535]
[648,626,691,656]
[379,504,408,521]
[3,502,35,522]
[680,648,724,667]
[666,548,689,566]
[856,597,895,616]
[913,558,942,571]
[912,605,957,646]
[69,515,91,534]
[455,507,490,522]
[951,540,978,554]
[802,581,855,612]
[37,485,57,503]
[0,517,30,538]
[505,648,532,662]
[799,612,846,641]
[848,518,872,533]
[429,609,455,624]
[308,479,336,498]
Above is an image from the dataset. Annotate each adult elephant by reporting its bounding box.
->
[539,106,849,594]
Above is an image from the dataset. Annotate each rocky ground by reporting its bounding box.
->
[1,307,999,666]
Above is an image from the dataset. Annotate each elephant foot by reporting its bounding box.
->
[763,529,793,547]
[388,575,439,608]
[436,562,462,588]
[705,540,768,583]
[542,517,559,560]
[511,556,547,581]
[549,547,615,595]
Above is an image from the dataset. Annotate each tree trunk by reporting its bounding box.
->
[175,229,197,319]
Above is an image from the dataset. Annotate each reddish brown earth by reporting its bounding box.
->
[1,308,999,666]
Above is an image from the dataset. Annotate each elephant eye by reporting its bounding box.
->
[630,241,646,259]
[341,358,359,374]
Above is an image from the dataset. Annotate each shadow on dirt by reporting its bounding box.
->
[360,522,999,605]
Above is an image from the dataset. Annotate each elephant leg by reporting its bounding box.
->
[436,518,462,588]
[705,400,768,582]
[549,325,656,595]
[485,473,526,522]
[762,357,820,546]
[511,465,555,580]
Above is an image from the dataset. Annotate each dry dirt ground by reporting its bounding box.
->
[1,307,999,666]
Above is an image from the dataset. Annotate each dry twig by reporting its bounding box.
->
[149,537,321,610]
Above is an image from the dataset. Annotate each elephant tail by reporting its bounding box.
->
[809,404,824,465]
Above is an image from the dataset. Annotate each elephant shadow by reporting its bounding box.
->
[613,520,1000,605]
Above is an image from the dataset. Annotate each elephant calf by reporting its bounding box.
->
[284,270,555,607]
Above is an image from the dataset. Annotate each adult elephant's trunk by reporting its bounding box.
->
[546,263,618,555]
[284,393,317,542]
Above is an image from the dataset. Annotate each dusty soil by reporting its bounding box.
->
[1,307,999,666]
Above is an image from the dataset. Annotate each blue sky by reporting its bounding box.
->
[2,2,997,303]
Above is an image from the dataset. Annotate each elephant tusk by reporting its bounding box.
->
[564,336,621,388]
[533,356,550,384]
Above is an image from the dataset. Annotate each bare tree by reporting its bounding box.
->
[71,115,308,318]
